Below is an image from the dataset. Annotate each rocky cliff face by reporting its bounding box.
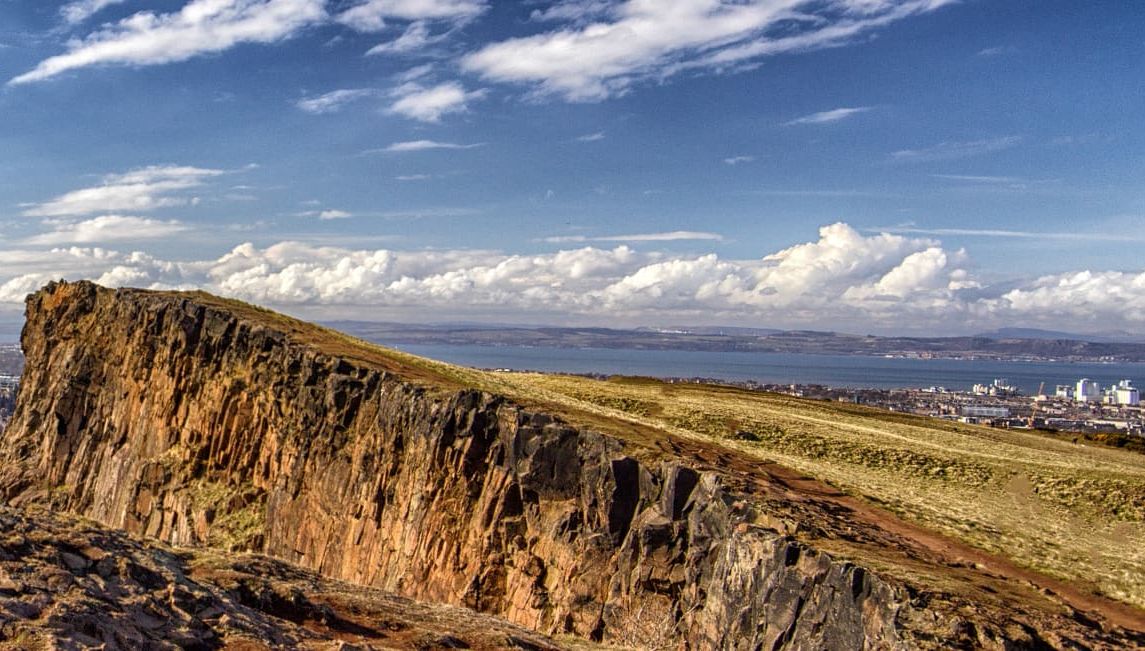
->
[1,281,1140,650]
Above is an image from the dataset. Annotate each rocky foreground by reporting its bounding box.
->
[1,281,1143,649]
[0,505,570,650]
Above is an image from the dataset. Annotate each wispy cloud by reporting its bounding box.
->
[296,208,354,220]
[396,174,433,181]
[377,139,485,153]
[529,0,613,24]
[724,155,754,165]
[463,1,955,101]
[977,45,1015,57]
[11,0,327,85]
[25,215,189,245]
[577,131,605,142]
[373,207,480,219]
[336,0,488,33]
[785,106,871,126]
[1048,134,1107,147]
[931,174,1026,184]
[296,88,378,114]
[386,81,486,122]
[59,0,129,25]
[543,231,724,243]
[395,63,435,82]
[741,189,887,197]
[930,173,1058,190]
[365,21,446,55]
[23,165,223,217]
[891,136,1022,162]
[874,226,1145,243]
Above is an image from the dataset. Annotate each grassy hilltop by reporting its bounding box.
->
[496,373,1145,609]
[165,291,1145,613]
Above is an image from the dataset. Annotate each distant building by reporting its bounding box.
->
[961,406,1011,419]
[1115,380,1140,406]
[1055,384,1074,400]
[972,378,1019,397]
[1076,378,1102,403]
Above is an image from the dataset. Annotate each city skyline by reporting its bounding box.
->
[1,1,1142,334]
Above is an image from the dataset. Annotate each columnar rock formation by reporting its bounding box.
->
[1,281,1140,649]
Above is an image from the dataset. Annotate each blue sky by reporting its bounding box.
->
[0,0,1142,335]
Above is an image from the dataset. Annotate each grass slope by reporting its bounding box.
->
[154,290,1145,611]
[494,373,1145,610]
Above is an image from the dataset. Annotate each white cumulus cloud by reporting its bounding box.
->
[989,271,1145,324]
[6,222,1145,333]
[386,80,486,122]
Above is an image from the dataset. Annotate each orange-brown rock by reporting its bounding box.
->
[2,281,1142,649]
[0,505,572,650]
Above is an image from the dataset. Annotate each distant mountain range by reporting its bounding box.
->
[328,321,1145,363]
[637,325,784,337]
[3,316,1142,364]
[972,327,1145,344]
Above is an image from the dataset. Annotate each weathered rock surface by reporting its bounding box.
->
[2,281,1143,649]
[0,505,571,650]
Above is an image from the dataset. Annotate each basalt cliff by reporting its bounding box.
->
[1,281,1143,650]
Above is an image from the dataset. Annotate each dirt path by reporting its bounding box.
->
[662,433,1145,638]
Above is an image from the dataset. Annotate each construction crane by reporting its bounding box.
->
[1028,381,1045,429]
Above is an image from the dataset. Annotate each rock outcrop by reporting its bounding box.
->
[0,505,570,650]
[2,281,1142,649]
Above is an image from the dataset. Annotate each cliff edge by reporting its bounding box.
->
[2,281,1142,649]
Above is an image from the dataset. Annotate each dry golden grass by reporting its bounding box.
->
[156,290,1145,611]
[488,373,1145,609]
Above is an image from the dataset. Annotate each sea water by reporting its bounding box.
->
[387,343,1145,395]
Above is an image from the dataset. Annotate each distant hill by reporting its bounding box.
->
[975,327,1145,344]
[636,325,785,336]
[331,320,1145,362]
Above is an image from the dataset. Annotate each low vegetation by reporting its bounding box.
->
[494,373,1145,609]
[170,291,1145,611]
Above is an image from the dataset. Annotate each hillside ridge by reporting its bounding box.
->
[2,280,1143,649]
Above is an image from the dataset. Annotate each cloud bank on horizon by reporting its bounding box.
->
[2,222,1143,335]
